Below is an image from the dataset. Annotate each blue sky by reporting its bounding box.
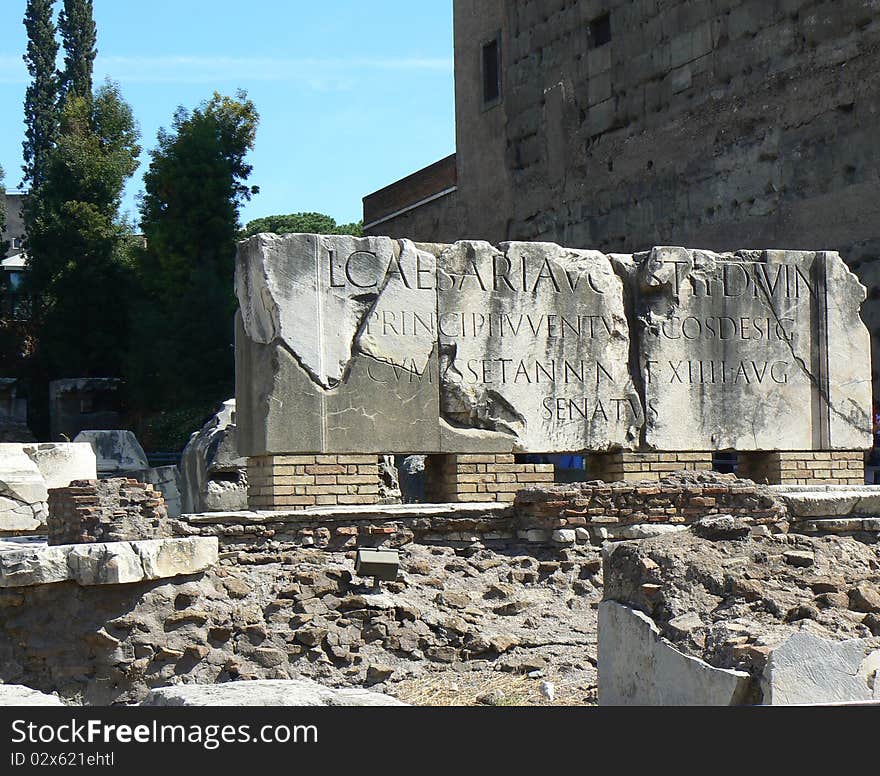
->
[0,0,455,226]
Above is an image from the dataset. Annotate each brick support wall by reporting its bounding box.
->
[514,472,787,543]
[737,451,865,485]
[424,454,555,503]
[247,455,381,510]
[47,478,170,545]
[587,452,713,483]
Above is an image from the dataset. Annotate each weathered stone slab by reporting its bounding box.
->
[598,601,751,705]
[778,488,880,518]
[0,685,65,706]
[0,537,218,588]
[0,445,48,532]
[73,430,149,473]
[67,542,145,585]
[20,443,97,489]
[141,678,408,706]
[0,543,70,586]
[235,234,440,454]
[761,631,880,705]
[437,241,642,452]
[622,248,872,451]
[0,445,48,505]
[234,237,872,456]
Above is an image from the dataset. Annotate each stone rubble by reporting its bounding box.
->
[0,540,600,706]
[180,399,248,514]
[601,519,880,703]
[0,684,66,706]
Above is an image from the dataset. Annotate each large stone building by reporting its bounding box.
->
[363,0,880,389]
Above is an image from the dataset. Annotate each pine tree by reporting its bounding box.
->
[58,0,96,101]
[22,0,60,189]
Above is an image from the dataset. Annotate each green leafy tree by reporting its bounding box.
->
[241,212,362,238]
[22,0,60,189]
[25,82,141,378]
[58,0,96,100]
[128,91,259,417]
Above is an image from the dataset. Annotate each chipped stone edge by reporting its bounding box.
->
[0,537,218,588]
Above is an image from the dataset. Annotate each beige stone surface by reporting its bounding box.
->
[437,241,642,452]
[234,236,872,456]
[629,247,871,451]
[0,537,218,588]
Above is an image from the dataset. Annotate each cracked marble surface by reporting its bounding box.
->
[234,236,872,455]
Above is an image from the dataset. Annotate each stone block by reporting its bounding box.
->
[141,678,407,706]
[0,445,49,533]
[617,248,872,451]
[20,443,97,489]
[73,430,149,474]
[0,686,65,706]
[761,631,880,705]
[598,601,751,705]
[234,238,871,463]
[0,537,218,588]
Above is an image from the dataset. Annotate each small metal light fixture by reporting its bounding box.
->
[355,548,399,586]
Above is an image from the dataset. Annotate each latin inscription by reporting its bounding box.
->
[330,248,819,435]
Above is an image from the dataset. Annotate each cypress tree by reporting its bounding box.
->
[22,0,60,189]
[58,0,96,101]
[25,83,141,379]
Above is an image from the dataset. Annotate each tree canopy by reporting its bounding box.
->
[22,0,60,189]
[127,91,259,415]
[241,212,362,238]
[58,0,96,101]
[24,82,141,378]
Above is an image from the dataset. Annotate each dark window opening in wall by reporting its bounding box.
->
[589,12,611,48]
[481,33,501,107]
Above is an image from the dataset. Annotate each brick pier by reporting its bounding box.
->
[247,455,381,510]
[424,454,555,503]
[586,452,714,483]
[736,451,865,485]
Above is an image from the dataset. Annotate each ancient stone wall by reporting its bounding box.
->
[1,477,874,707]
[47,478,171,545]
[514,471,787,543]
[173,472,789,554]
[0,529,601,705]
